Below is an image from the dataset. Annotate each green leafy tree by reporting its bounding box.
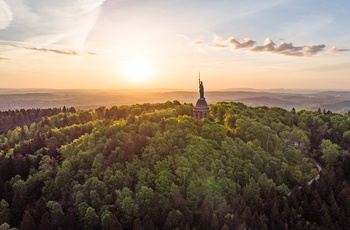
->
[164,209,185,230]
[0,223,11,230]
[46,201,64,228]
[100,210,112,230]
[135,186,154,215]
[320,139,341,168]
[116,187,138,224]
[187,180,203,209]
[0,199,10,225]
[83,207,99,230]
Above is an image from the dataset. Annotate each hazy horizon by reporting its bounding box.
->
[2,88,350,113]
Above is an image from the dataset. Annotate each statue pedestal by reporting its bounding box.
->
[193,98,209,119]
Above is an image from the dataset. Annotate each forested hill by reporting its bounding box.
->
[1,101,350,230]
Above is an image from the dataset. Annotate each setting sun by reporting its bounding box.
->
[124,57,152,82]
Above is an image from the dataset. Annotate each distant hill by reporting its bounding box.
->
[1,88,350,113]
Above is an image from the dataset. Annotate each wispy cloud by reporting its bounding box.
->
[191,39,204,45]
[0,0,13,30]
[199,35,348,57]
[190,39,206,53]
[178,34,191,41]
[327,47,349,53]
[0,40,96,56]
[0,0,105,54]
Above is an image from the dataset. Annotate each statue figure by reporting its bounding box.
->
[199,78,204,98]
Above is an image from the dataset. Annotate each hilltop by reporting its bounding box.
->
[0,101,350,229]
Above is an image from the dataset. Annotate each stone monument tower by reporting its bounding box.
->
[193,73,210,119]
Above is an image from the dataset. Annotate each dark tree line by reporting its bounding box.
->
[0,107,76,134]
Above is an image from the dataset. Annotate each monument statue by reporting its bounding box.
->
[193,72,209,119]
[199,77,204,98]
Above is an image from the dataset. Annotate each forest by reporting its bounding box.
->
[0,101,350,229]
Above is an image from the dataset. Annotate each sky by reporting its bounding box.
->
[0,0,349,90]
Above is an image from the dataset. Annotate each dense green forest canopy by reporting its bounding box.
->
[0,101,350,229]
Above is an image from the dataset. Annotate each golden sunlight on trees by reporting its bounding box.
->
[0,101,350,229]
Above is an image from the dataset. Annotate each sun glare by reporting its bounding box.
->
[124,57,152,82]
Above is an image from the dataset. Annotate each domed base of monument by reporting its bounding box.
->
[193,98,209,119]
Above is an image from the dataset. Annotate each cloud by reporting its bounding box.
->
[250,38,308,56]
[0,40,96,56]
[199,35,348,57]
[327,47,349,53]
[178,34,190,41]
[211,35,256,49]
[190,39,206,53]
[0,0,13,30]
[0,0,106,52]
[191,39,204,45]
[303,44,326,56]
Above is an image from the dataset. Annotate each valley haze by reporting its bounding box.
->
[1,88,350,113]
